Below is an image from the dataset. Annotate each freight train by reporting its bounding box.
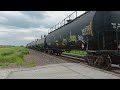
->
[26,11,120,70]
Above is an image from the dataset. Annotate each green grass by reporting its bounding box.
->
[63,50,87,57]
[0,47,29,68]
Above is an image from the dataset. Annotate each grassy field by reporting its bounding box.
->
[63,50,87,57]
[0,47,29,68]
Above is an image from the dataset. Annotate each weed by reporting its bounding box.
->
[0,47,29,68]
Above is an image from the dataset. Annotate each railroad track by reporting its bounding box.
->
[31,49,120,77]
[59,54,85,63]
[54,54,120,76]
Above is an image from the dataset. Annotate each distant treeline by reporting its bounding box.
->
[0,45,15,48]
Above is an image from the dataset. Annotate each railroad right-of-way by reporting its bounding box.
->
[5,63,120,79]
[1,49,120,79]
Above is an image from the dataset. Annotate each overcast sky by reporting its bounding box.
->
[0,11,85,46]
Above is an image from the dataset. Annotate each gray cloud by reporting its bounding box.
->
[21,11,48,18]
[0,11,85,46]
[0,11,49,28]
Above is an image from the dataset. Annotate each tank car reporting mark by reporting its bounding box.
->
[111,23,117,29]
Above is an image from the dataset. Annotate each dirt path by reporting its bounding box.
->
[24,49,69,67]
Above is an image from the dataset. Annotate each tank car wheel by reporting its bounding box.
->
[95,54,111,70]
[102,54,111,70]
[86,56,94,66]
